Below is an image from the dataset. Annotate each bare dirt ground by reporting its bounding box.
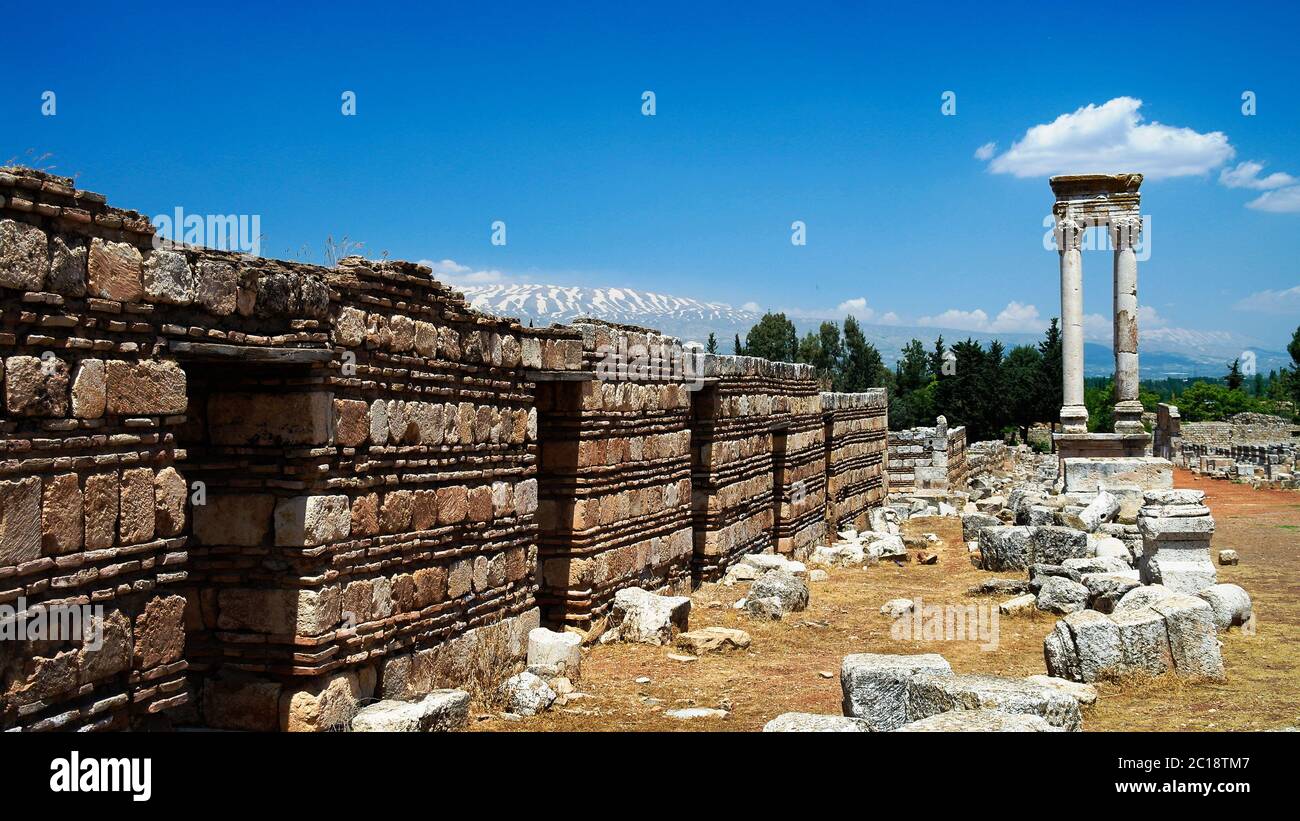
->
[474,469,1300,732]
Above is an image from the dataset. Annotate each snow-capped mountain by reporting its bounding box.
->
[458,283,1289,378]
[460,284,758,327]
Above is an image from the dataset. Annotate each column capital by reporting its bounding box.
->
[1054,216,1086,251]
[1109,214,1143,249]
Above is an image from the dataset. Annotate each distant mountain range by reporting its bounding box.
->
[460,283,1290,379]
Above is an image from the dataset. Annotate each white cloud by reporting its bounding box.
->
[989,301,1046,333]
[985,97,1234,180]
[1138,304,1169,329]
[740,301,762,313]
[916,301,1046,334]
[419,258,511,286]
[835,297,875,320]
[1234,284,1300,314]
[974,142,997,161]
[1083,313,1112,342]
[878,311,901,325]
[1245,186,1300,213]
[1219,160,1297,190]
[917,308,990,332]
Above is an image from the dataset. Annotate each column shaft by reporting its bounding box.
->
[1112,216,1143,434]
[1058,218,1088,433]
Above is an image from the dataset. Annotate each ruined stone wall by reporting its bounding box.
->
[690,356,821,579]
[821,390,887,532]
[185,257,584,730]
[534,321,693,629]
[1157,405,1298,473]
[886,418,968,493]
[0,167,330,730]
[0,167,891,730]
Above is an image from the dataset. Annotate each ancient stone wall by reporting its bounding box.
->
[689,356,821,580]
[0,167,891,730]
[821,390,888,532]
[886,417,968,493]
[534,321,693,629]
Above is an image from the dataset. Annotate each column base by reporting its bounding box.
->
[1113,400,1145,435]
[1060,405,1089,434]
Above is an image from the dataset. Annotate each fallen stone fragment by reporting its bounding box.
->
[906,672,1083,731]
[968,578,1031,597]
[1114,583,1176,612]
[350,690,470,732]
[1151,594,1225,680]
[527,627,582,678]
[500,672,556,717]
[675,626,752,654]
[1218,549,1239,566]
[916,551,938,565]
[609,587,691,645]
[1080,572,1141,614]
[999,594,1037,616]
[879,598,914,619]
[840,652,953,731]
[894,710,1064,732]
[1036,576,1090,615]
[665,707,729,720]
[747,570,809,615]
[1024,675,1098,707]
[1196,583,1253,632]
[762,713,871,732]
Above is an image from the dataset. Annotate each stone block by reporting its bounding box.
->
[40,473,83,555]
[0,476,42,566]
[153,466,187,537]
[195,259,237,315]
[0,218,48,290]
[118,467,156,545]
[83,471,120,549]
[193,493,275,546]
[48,235,86,296]
[840,653,953,731]
[133,594,187,669]
[274,495,351,547]
[87,238,143,302]
[105,359,187,416]
[71,359,106,418]
[142,250,196,305]
[208,391,333,446]
[4,355,69,417]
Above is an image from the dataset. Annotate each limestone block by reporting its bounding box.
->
[118,467,156,544]
[894,710,1062,732]
[840,653,953,731]
[906,672,1083,731]
[1151,594,1225,680]
[274,495,351,547]
[435,485,467,525]
[202,675,282,731]
[763,713,871,732]
[297,586,342,635]
[105,359,187,416]
[335,307,366,347]
[333,398,370,447]
[279,671,362,732]
[350,690,470,732]
[87,237,144,301]
[142,249,196,305]
[83,472,120,549]
[208,392,332,446]
[153,466,187,537]
[609,587,691,645]
[193,493,275,546]
[40,473,83,555]
[48,235,87,296]
[133,594,187,669]
[0,217,48,290]
[527,628,582,678]
[5,355,69,416]
[0,476,42,566]
[71,359,106,418]
[1197,583,1253,631]
[77,609,131,683]
[380,490,414,534]
[195,259,237,315]
[368,399,388,445]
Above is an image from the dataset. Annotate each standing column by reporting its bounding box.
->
[1111,215,1143,434]
[1057,216,1088,433]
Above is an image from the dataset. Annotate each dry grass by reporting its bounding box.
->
[470,471,1300,732]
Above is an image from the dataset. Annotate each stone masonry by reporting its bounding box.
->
[0,167,895,730]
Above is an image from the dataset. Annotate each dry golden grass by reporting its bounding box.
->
[471,470,1300,732]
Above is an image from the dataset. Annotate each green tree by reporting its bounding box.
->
[929,335,948,380]
[744,312,798,362]
[1288,325,1300,420]
[934,338,992,440]
[1225,358,1244,391]
[1035,318,1063,434]
[817,321,844,383]
[841,315,887,392]
[733,333,743,356]
[706,332,718,354]
[1002,344,1043,442]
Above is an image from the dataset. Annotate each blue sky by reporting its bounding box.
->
[5,0,1298,350]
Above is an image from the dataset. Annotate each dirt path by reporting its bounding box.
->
[474,470,1300,732]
